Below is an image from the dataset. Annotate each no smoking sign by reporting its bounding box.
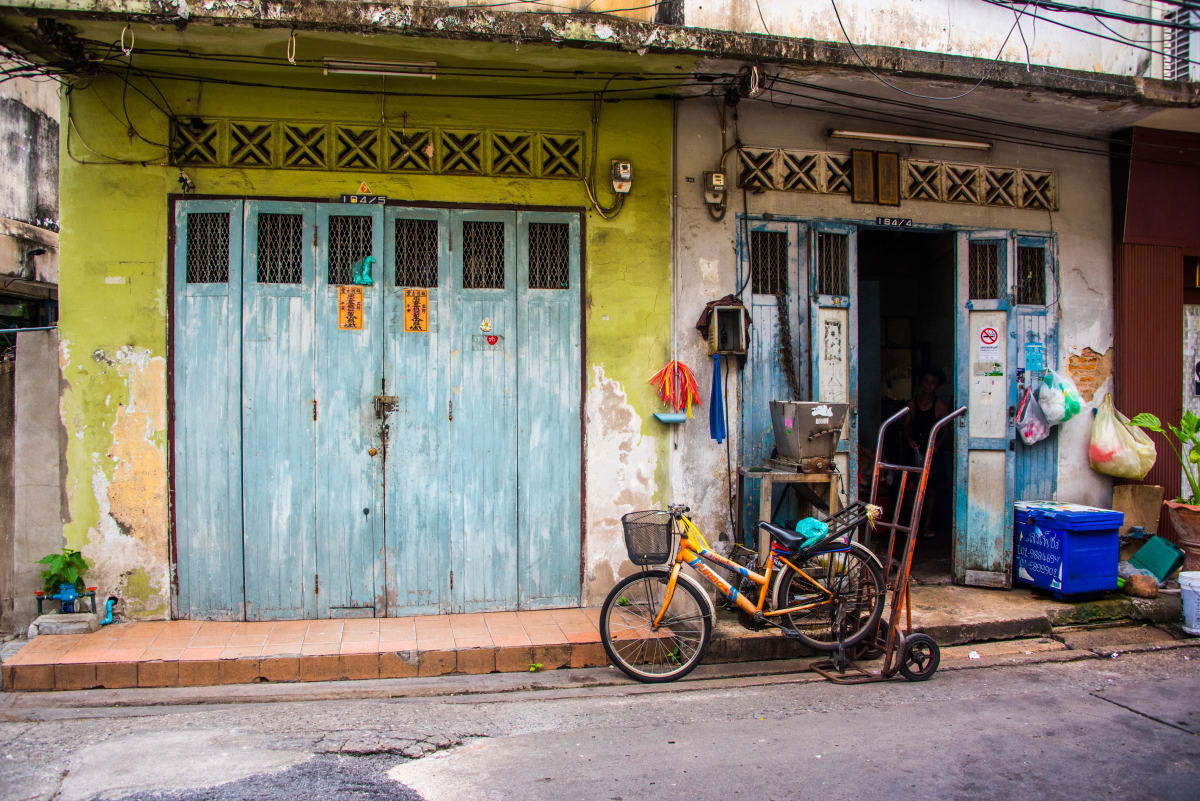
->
[978,326,1001,360]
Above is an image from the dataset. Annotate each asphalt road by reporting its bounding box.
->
[1,647,1198,801]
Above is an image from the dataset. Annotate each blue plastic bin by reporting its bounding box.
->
[1014,501,1124,599]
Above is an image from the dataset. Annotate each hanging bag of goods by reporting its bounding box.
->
[1089,394,1157,480]
[1038,369,1083,425]
[1016,385,1051,445]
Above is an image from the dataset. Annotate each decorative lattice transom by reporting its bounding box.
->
[388,129,433,172]
[173,121,220,165]
[462,221,505,289]
[328,216,374,285]
[816,232,849,296]
[185,213,230,283]
[230,123,273,166]
[395,218,439,287]
[1017,246,1047,305]
[1021,172,1055,210]
[750,230,788,295]
[984,168,1017,207]
[905,161,941,201]
[335,126,380,170]
[825,154,852,193]
[282,125,326,169]
[492,133,534,176]
[528,222,570,289]
[441,131,483,174]
[779,152,821,192]
[969,241,1002,300]
[738,148,775,190]
[540,134,583,177]
[946,165,981,203]
[256,213,304,284]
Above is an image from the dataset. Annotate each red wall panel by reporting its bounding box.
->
[1114,242,1184,541]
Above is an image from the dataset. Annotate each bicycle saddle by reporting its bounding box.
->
[757,520,810,552]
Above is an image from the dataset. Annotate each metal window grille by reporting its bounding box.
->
[1017,246,1047,306]
[750,230,788,295]
[185,213,230,283]
[1167,10,1193,81]
[816,232,849,296]
[462,221,505,289]
[969,242,1002,300]
[328,215,373,285]
[528,222,569,289]
[256,213,303,284]
[395,219,439,287]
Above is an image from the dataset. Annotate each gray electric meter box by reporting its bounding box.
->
[707,305,747,356]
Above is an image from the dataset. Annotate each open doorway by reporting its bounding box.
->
[857,229,957,584]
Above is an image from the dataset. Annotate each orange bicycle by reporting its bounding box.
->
[600,502,884,682]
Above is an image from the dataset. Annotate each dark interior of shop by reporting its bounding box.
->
[858,229,957,584]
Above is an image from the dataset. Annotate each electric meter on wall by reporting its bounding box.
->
[611,160,632,194]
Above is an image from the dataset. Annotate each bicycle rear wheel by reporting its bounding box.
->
[773,542,884,651]
[600,569,713,683]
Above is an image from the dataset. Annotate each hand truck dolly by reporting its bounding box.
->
[811,404,967,683]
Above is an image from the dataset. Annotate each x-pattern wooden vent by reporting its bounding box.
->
[230,123,273,167]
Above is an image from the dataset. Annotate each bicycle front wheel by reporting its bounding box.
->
[600,569,713,683]
[774,542,884,651]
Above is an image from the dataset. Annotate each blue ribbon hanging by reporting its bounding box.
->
[709,354,726,443]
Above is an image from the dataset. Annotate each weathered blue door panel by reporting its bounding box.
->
[241,201,318,619]
[810,223,859,504]
[953,231,1017,587]
[173,200,245,620]
[450,209,518,612]
[1014,236,1059,502]
[738,219,805,542]
[516,211,582,608]
[315,203,385,617]
[383,207,452,615]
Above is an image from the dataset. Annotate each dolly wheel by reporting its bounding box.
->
[899,633,940,682]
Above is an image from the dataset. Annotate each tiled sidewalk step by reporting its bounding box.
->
[1,610,607,692]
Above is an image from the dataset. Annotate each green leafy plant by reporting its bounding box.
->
[528,663,544,673]
[1130,411,1200,505]
[37,548,90,595]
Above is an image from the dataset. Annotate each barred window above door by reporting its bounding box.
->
[395,218,439,287]
[816,232,849,296]
[256,213,303,284]
[969,241,1002,300]
[462,221,505,289]
[1017,246,1047,305]
[528,222,569,289]
[185,213,230,283]
[750,230,788,295]
[328,215,374,285]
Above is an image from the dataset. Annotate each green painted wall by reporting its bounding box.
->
[57,31,685,615]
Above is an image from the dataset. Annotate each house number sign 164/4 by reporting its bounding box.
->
[876,217,912,228]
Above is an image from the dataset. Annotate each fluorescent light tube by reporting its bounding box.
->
[829,130,991,150]
[324,60,437,78]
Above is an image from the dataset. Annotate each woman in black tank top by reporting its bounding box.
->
[904,367,950,536]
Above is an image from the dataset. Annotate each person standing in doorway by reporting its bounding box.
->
[904,367,950,537]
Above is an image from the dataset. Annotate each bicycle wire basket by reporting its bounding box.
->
[621,510,675,566]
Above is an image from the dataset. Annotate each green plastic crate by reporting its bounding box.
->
[1129,536,1186,583]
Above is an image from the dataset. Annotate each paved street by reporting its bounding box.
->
[1,647,1198,801]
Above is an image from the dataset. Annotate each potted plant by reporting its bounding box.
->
[1130,411,1200,569]
[37,547,91,612]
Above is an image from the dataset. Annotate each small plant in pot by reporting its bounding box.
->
[37,547,91,612]
[1129,411,1200,569]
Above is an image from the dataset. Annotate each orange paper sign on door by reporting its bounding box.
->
[338,285,364,331]
[404,288,429,333]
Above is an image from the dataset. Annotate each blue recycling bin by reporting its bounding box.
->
[1014,501,1124,600]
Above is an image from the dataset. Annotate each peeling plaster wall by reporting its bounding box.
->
[671,95,1114,544]
[56,30,679,616]
[687,0,1152,76]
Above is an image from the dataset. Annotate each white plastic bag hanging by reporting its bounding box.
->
[1089,394,1157,480]
[1016,386,1050,445]
[1039,369,1083,425]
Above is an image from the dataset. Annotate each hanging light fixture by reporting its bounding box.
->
[829,130,991,150]
[324,59,438,78]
